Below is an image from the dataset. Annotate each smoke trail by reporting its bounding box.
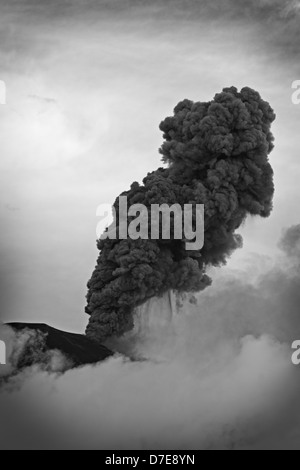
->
[85,87,276,342]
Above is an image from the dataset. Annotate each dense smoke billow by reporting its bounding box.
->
[85,86,276,342]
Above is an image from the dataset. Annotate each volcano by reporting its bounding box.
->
[6,323,114,369]
[4,87,276,374]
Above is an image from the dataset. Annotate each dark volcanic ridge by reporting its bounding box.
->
[6,323,114,370]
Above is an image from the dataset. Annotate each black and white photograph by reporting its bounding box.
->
[0,0,300,452]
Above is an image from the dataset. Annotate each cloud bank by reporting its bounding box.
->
[0,226,299,450]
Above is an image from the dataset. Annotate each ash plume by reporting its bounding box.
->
[85,87,276,342]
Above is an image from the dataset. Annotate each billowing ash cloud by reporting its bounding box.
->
[85,87,276,341]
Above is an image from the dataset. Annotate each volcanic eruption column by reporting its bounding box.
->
[85,87,276,342]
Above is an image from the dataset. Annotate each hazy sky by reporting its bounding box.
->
[0,0,300,332]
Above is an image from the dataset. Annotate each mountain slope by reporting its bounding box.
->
[6,323,114,368]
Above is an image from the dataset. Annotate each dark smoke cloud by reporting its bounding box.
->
[85,87,276,341]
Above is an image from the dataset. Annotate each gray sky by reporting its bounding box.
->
[0,0,299,332]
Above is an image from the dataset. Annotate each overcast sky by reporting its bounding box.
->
[0,0,299,332]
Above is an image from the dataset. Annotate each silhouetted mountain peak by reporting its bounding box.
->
[6,323,113,369]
